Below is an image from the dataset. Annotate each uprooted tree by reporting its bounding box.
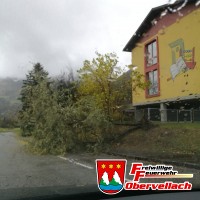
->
[18,53,148,154]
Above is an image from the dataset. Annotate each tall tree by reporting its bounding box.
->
[19,63,49,136]
[78,52,122,119]
[78,52,147,120]
[53,70,77,107]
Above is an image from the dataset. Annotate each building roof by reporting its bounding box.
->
[123,0,196,52]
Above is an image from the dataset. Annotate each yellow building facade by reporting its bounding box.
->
[124,1,200,122]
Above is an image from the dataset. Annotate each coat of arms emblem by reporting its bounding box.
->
[96,159,126,194]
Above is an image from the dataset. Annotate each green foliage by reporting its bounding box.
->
[18,53,146,154]
[78,52,147,120]
[19,63,49,136]
[131,69,150,93]
[30,96,111,154]
[53,71,77,107]
[19,62,111,154]
[78,52,122,119]
[30,82,72,154]
[71,96,112,151]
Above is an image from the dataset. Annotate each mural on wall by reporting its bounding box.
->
[167,38,196,81]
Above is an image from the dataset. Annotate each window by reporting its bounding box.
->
[146,40,157,66]
[147,70,158,95]
[145,39,160,97]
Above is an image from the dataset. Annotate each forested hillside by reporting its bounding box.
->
[0,78,22,127]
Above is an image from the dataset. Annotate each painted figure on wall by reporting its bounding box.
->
[167,38,196,81]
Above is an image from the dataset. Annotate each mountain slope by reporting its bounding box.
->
[0,78,22,115]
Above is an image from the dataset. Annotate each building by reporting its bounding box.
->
[123,0,200,122]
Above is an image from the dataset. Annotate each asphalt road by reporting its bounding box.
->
[0,132,98,189]
[0,131,199,199]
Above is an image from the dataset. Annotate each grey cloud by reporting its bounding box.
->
[0,0,167,78]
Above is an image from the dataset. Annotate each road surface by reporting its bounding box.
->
[0,131,199,198]
[0,132,99,189]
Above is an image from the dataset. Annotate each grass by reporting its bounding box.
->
[1,123,199,163]
[111,122,200,164]
[0,127,21,134]
[154,122,200,130]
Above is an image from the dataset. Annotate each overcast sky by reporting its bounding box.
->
[0,0,168,78]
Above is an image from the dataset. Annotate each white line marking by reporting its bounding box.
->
[58,156,94,170]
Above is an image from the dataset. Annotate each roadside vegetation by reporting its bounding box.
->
[111,122,200,164]
[17,52,146,154]
[0,53,199,164]
[1,52,199,164]
[0,127,20,133]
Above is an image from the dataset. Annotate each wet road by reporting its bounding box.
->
[0,132,199,199]
[0,132,97,189]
